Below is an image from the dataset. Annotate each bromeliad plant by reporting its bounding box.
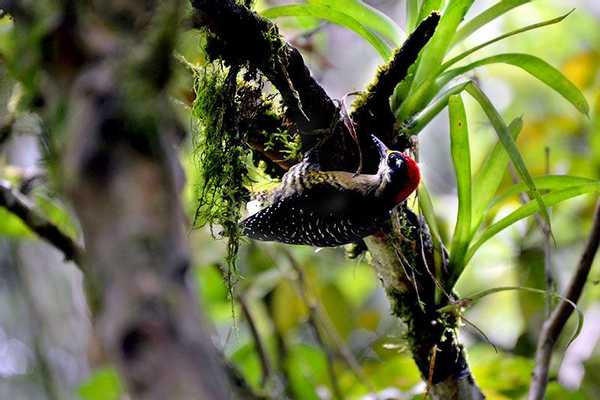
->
[261,0,598,291]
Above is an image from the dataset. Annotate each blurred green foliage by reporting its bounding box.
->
[77,368,123,400]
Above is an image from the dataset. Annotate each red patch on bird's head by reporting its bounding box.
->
[393,153,420,204]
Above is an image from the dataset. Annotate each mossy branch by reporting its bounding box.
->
[0,180,84,265]
[191,0,337,145]
[190,2,483,396]
[351,13,440,148]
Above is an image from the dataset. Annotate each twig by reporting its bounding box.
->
[528,200,600,400]
[425,345,439,399]
[283,250,343,400]
[280,248,376,396]
[0,180,84,265]
[239,293,273,388]
[543,147,554,316]
[461,316,498,354]
[508,166,554,315]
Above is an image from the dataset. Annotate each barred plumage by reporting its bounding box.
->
[241,135,420,247]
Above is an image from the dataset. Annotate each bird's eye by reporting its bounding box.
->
[387,153,407,173]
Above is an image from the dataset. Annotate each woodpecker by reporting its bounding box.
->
[240,135,420,247]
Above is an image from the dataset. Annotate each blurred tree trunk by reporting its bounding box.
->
[2,0,237,399]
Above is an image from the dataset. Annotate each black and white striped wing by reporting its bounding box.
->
[240,184,388,247]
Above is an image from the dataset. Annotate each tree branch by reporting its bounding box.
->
[191,0,338,143]
[0,180,84,265]
[528,200,600,400]
[282,249,343,400]
[239,292,273,388]
[350,13,440,147]
[191,1,484,397]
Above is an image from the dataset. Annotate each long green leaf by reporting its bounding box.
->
[439,286,584,347]
[418,180,443,245]
[418,181,447,304]
[452,0,532,45]
[36,193,79,239]
[443,10,572,69]
[0,209,35,238]
[397,0,475,120]
[491,175,597,207]
[471,117,522,233]
[466,183,600,262]
[448,95,472,272]
[406,0,419,32]
[399,80,472,132]
[418,0,444,25]
[439,53,589,115]
[261,4,392,59]
[466,83,552,229]
[310,0,405,46]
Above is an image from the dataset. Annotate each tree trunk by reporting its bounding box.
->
[4,1,238,398]
[365,210,484,400]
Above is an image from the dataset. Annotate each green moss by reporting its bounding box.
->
[263,128,301,161]
[351,47,403,112]
[191,64,250,281]
[390,209,417,266]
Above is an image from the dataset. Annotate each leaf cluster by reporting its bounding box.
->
[261,0,596,291]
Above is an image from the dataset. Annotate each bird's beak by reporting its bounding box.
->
[370,134,389,160]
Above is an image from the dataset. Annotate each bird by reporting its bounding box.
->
[240,134,421,247]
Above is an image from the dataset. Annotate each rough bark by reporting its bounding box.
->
[365,210,484,399]
[62,66,231,400]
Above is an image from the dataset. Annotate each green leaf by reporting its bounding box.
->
[406,0,419,33]
[35,193,79,240]
[400,80,472,132]
[452,0,532,45]
[418,183,443,245]
[78,367,123,400]
[466,183,600,262]
[443,10,573,69]
[397,0,475,120]
[448,95,472,272]
[439,53,590,115]
[319,283,354,339]
[418,0,444,25]
[261,4,392,59]
[0,208,34,238]
[272,280,307,334]
[287,344,327,400]
[230,341,263,388]
[491,175,597,207]
[466,83,552,231]
[470,117,522,233]
[310,0,405,46]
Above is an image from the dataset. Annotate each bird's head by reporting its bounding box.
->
[371,134,421,204]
